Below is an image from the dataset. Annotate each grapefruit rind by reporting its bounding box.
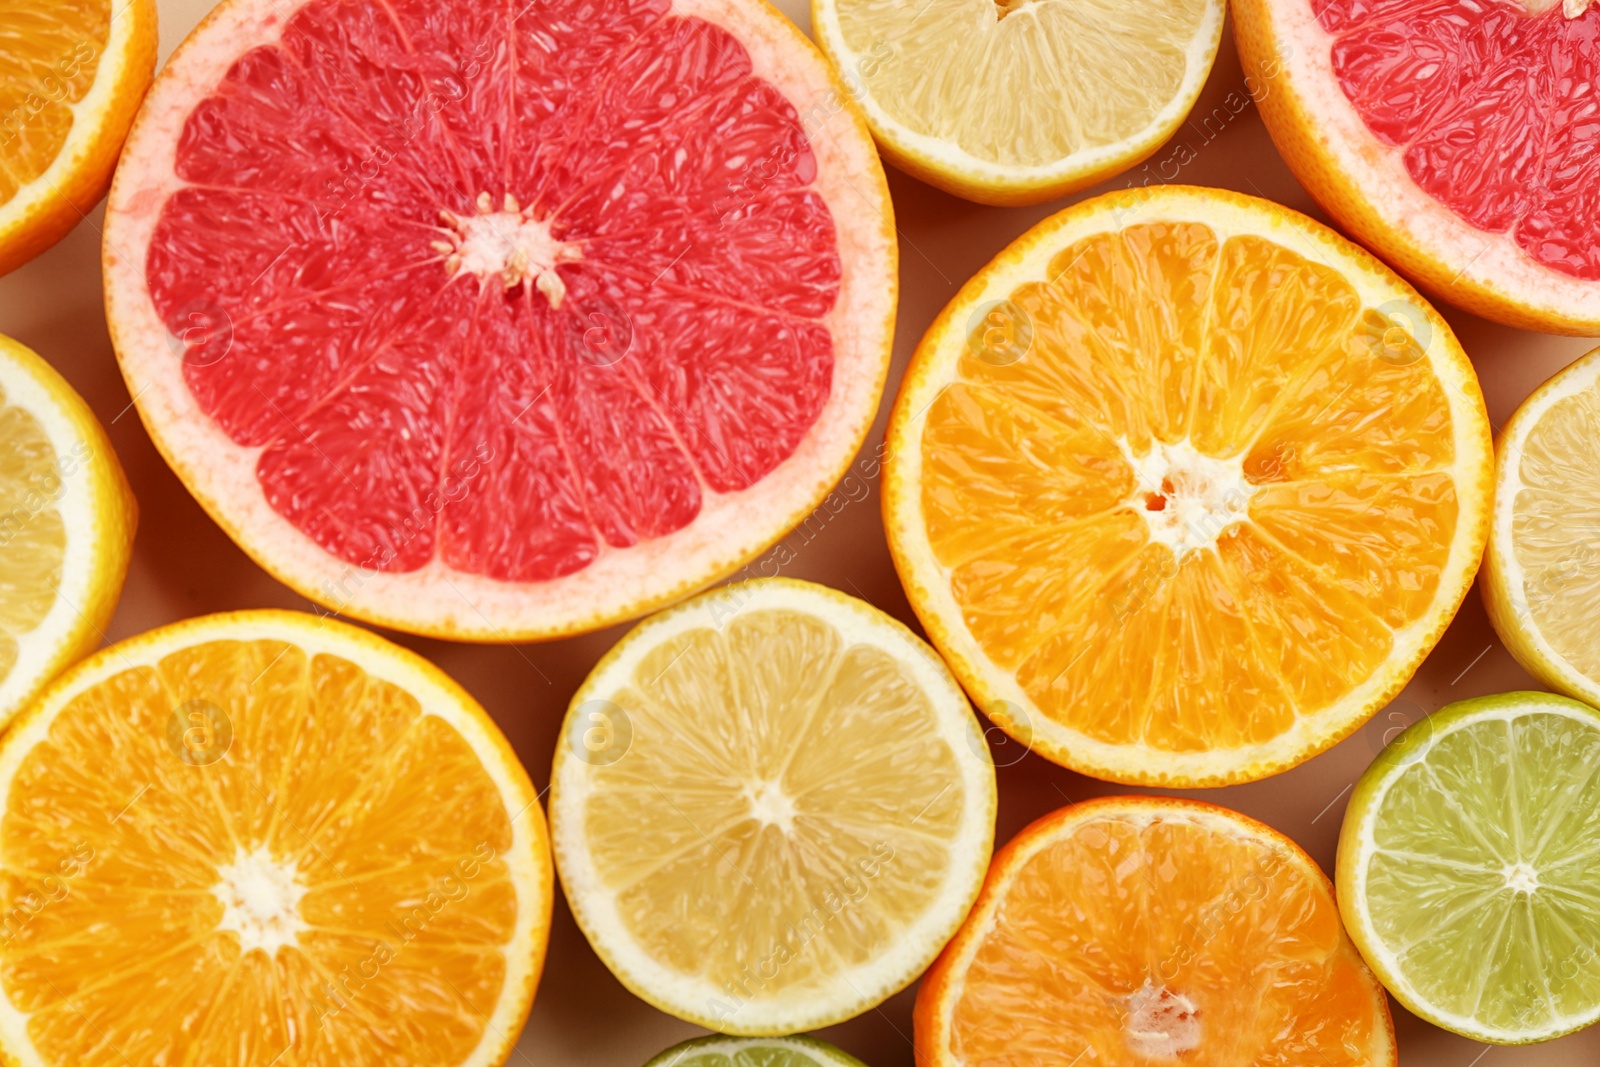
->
[1232,0,1600,335]
[0,0,157,276]
[914,795,1397,1066]
[810,0,1226,207]
[549,577,997,1036]
[1483,346,1600,710]
[1337,692,1600,1044]
[0,335,135,730]
[881,184,1493,787]
[0,609,553,1067]
[102,0,896,642]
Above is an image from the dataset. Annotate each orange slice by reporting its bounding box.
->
[914,796,1396,1065]
[0,610,552,1067]
[0,0,157,274]
[883,184,1492,786]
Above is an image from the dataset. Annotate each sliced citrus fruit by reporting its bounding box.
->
[1484,346,1600,708]
[883,184,1493,787]
[916,795,1396,1065]
[0,610,552,1066]
[811,0,1224,206]
[644,1034,867,1067]
[0,333,134,730]
[0,0,156,275]
[103,0,895,641]
[1339,691,1600,1043]
[1235,0,1600,334]
[549,577,995,1035]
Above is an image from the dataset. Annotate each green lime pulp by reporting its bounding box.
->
[1352,691,1600,1038]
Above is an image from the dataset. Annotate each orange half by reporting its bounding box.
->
[883,185,1491,786]
[914,796,1396,1066]
[0,611,551,1067]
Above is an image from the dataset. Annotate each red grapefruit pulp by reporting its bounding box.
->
[1236,0,1600,332]
[105,0,895,639]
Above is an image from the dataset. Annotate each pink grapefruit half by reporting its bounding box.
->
[1236,0,1600,334]
[104,0,896,640]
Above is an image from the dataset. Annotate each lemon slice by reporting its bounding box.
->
[811,0,1225,205]
[0,0,157,273]
[0,334,134,728]
[1339,691,1600,1044]
[644,1035,867,1067]
[549,577,996,1035]
[1484,346,1600,706]
[0,609,552,1066]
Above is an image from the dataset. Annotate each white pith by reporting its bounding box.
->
[1122,437,1255,558]
[1343,696,1600,1043]
[1257,1,1600,328]
[884,186,1491,785]
[0,3,144,237]
[0,611,552,1067]
[1124,981,1202,1058]
[550,579,996,1036]
[102,0,896,641]
[811,0,1226,192]
[0,346,119,723]
[439,193,581,302]
[212,846,310,955]
[1489,348,1600,708]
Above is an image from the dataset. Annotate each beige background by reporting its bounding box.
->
[2,0,1596,1063]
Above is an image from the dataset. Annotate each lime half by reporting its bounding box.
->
[644,1035,868,1067]
[1338,691,1600,1043]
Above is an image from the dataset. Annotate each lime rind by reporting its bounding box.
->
[1339,691,1600,1043]
[643,1034,869,1067]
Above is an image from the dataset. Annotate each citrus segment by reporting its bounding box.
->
[0,611,551,1067]
[1339,691,1600,1043]
[811,0,1224,204]
[549,578,995,1035]
[915,796,1395,1065]
[1235,0,1600,332]
[0,335,134,730]
[884,186,1491,786]
[1320,0,1597,279]
[1484,346,1600,710]
[643,1035,868,1067]
[104,0,895,640]
[0,0,155,274]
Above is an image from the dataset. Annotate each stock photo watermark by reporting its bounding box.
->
[308,840,497,1026]
[705,840,896,1027]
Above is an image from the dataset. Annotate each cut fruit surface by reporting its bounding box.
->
[0,334,134,730]
[915,796,1396,1066]
[0,0,155,274]
[1235,0,1600,332]
[811,0,1224,205]
[103,0,896,641]
[643,1034,867,1067]
[1339,691,1600,1044]
[549,578,995,1035]
[883,185,1492,786]
[0,610,552,1067]
[1484,346,1600,709]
